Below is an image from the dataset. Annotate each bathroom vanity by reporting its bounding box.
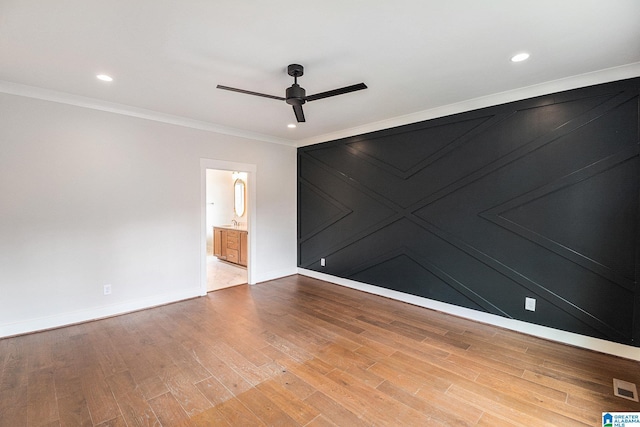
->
[213,226,248,267]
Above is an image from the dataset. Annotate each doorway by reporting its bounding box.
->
[200,159,257,295]
[206,169,247,291]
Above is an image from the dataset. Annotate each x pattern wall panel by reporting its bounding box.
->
[298,78,640,346]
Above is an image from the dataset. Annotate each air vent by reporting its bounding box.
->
[613,378,639,402]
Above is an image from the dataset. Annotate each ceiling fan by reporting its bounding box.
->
[216,64,367,123]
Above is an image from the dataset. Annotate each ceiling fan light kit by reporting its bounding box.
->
[216,64,367,123]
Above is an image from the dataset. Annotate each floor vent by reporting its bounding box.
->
[613,378,639,402]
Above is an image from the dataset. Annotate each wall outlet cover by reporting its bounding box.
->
[320,258,326,267]
[525,297,536,311]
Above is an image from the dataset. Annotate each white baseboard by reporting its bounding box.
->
[0,264,297,338]
[298,268,640,362]
[0,288,201,338]
[252,267,298,285]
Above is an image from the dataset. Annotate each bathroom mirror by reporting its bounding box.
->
[234,179,245,217]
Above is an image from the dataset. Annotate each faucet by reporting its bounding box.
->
[232,219,238,227]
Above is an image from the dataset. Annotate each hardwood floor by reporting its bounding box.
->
[1,274,639,426]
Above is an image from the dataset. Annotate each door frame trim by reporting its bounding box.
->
[200,158,257,295]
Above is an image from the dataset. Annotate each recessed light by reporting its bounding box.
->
[96,74,113,82]
[287,124,296,128]
[511,53,530,63]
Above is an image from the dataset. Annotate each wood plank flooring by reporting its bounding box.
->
[1,274,639,426]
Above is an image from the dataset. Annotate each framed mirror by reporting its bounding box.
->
[234,178,245,217]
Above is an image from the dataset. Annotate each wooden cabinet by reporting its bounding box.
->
[213,227,247,267]
[240,231,248,266]
[213,227,225,258]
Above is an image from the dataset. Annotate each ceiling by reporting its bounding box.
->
[2,1,639,147]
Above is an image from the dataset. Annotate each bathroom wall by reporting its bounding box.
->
[205,169,234,254]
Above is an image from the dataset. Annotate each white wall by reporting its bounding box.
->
[205,169,234,254]
[0,92,297,337]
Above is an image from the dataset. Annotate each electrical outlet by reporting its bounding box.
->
[525,297,536,311]
[320,258,326,267]
[104,284,112,295]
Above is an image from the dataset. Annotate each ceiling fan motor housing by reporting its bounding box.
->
[286,84,306,105]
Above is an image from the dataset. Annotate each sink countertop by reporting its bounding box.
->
[215,224,248,231]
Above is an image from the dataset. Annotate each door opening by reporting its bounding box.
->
[206,169,247,291]
[200,159,257,295]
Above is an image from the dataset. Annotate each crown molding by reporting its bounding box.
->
[4,62,640,150]
[298,62,640,147]
[0,80,296,147]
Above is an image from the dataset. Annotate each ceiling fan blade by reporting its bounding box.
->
[216,85,285,101]
[306,83,367,102]
[293,104,306,122]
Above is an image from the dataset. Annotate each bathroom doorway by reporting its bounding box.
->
[200,159,256,294]
[205,169,247,291]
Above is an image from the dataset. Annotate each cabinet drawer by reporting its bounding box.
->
[226,231,239,249]
[227,238,239,250]
[226,249,239,263]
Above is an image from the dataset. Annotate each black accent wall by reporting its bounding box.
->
[298,77,640,347]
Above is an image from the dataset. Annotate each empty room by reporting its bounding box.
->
[1,1,640,426]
